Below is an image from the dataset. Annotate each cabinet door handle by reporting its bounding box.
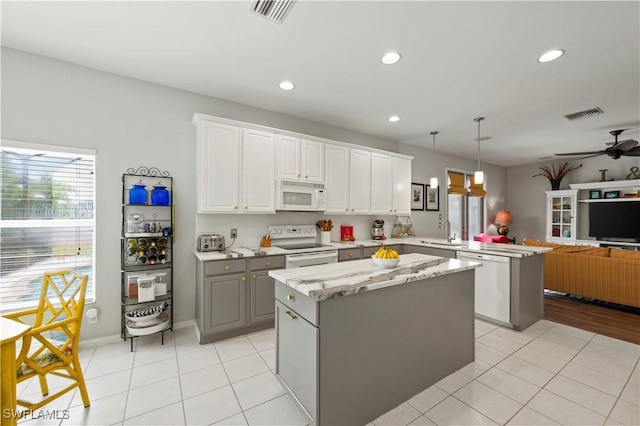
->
[225,265,230,271]
[244,205,248,210]
[351,208,354,211]
[266,261,271,266]
[349,253,353,258]
[252,274,257,279]
[241,276,246,281]
[287,294,295,301]
[305,175,308,179]
[234,205,238,210]
[285,311,297,320]
[345,208,348,212]
[297,173,301,177]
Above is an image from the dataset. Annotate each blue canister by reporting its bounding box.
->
[151,184,170,206]
[129,183,147,205]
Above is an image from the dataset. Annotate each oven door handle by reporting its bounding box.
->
[286,251,338,261]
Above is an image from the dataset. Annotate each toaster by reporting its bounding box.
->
[197,234,225,252]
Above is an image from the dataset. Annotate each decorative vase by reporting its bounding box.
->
[550,179,562,190]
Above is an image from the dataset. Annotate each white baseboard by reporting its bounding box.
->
[79,319,196,349]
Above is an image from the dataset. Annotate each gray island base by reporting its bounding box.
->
[269,253,480,426]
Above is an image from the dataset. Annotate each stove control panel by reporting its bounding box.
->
[268,225,317,239]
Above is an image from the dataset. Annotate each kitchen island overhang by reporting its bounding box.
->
[270,253,480,426]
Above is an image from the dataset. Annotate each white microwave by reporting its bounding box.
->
[276,180,326,211]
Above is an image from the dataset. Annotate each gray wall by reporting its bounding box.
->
[506,157,640,243]
[2,47,507,341]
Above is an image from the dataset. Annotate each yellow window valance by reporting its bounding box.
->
[468,175,486,198]
[448,171,467,195]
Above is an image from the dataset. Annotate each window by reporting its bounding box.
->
[447,170,485,240]
[1,142,95,311]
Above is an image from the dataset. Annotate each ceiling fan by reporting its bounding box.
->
[555,129,640,159]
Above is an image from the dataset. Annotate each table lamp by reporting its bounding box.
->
[495,210,512,236]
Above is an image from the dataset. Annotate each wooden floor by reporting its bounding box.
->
[544,292,640,345]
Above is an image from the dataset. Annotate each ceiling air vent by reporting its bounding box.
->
[563,107,604,121]
[251,0,296,24]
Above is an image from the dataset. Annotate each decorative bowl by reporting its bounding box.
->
[371,255,400,269]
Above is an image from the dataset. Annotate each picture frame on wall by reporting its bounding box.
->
[589,190,601,199]
[411,183,425,211]
[425,184,439,211]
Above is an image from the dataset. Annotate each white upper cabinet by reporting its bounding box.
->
[276,136,324,183]
[349,149,371,214]
[194,115,275,214]
[370,153,394,214]
[324,144,350,213]
[392,156,412,215]
[242,129,276,213]
[196,121,241,213]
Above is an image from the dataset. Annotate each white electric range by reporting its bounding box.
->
[267,224,338,268]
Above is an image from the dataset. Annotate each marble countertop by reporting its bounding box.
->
[268,252,480,301]
[193,237,550,261]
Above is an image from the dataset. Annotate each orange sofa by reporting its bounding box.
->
[523,238,640,308]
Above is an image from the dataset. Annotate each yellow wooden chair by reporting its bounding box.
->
[3,270,90,417]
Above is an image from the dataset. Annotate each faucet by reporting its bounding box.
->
[440,219,454,242]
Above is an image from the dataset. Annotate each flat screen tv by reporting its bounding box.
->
[589,202,640,239]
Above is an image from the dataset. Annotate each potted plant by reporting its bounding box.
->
[533,162,582,190]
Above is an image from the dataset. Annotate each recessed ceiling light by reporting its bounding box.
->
[538,49,565,63]
[279,81,295,90]
[388,116,400,122]
[381,52,401,65]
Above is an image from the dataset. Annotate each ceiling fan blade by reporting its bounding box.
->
[554,151,603,156]
[611,139,639,151]
[622,147,640,156]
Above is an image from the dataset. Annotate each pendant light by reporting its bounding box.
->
[473,117,485,185]
[430,131,439,189]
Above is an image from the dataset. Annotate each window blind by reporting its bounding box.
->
[1,144,95,312]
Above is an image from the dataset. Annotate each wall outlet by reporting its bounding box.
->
[230,228,237,239]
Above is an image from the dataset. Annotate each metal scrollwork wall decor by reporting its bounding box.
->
[126,166,170,178]
[627,166,640,180]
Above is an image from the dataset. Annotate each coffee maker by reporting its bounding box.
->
[371,219,385,240]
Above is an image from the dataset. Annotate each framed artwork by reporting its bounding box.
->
[425,184,440,211]
[588,190,601,199]
[411,183,425,211]
[604,190,620,199]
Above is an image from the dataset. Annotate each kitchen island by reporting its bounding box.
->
[269,253,480,426]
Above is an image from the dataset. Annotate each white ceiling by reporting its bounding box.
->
[2,1,639,167]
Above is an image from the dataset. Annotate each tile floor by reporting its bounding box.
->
[16,319,640,426]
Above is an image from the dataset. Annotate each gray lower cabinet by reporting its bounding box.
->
[196,255,284,344]
[404,244,455,258]
[338,248,362,262]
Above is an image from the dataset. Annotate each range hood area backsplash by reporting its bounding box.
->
[195,213,400,247]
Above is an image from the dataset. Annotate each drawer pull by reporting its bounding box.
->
[285,311,297,320]
[225,265,230,271]
[252,274,257,279]
[349,253,353,258]
[241,276,246,281]
[266,261,271,266]
[287,294,295,301]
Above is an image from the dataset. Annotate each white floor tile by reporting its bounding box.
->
[620,382,639,407]
[559,361,627,397]
[176,344,221,374]
[259,348,276,370]
[506,407,560,425]
[69,369,131,407]
[407,385,449,413]
[372,402,421,425]
[213,412,249,425]
[629,365,639,386]
[62,391,127,426]
[537,328,590,352]
[582,340,640,368]
[214,336,257,362]
[129,357,178,389]
[247,328,275,352]
[407,415,436,425]
[489,327,535,346]
[496,356,555,387]
[458,359,491,379]
[476,367,540,405]
[477,333,525,355]
[425,396,497,425]
[123,401,185,425]
[545,375,617,416]
[525,337,579,362]
[526,389,606,425]
[454,381,523,425]
[90,340,132,360]
[183,385,242,426]
[83,352,134,379]
[223,353,269,383]
[124,376,182,420]
[132,341,176,367]
[434,371,473,394]
[475,341,510,366]
[243,394,309,426]
[608,399,640,425]
[591,334,640,356]
[179,364,229,400]
[519,320,554,338]
[546,323,595,342]
[232,371,286,411]
[512,345,568,373]
[572,349,635,382]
